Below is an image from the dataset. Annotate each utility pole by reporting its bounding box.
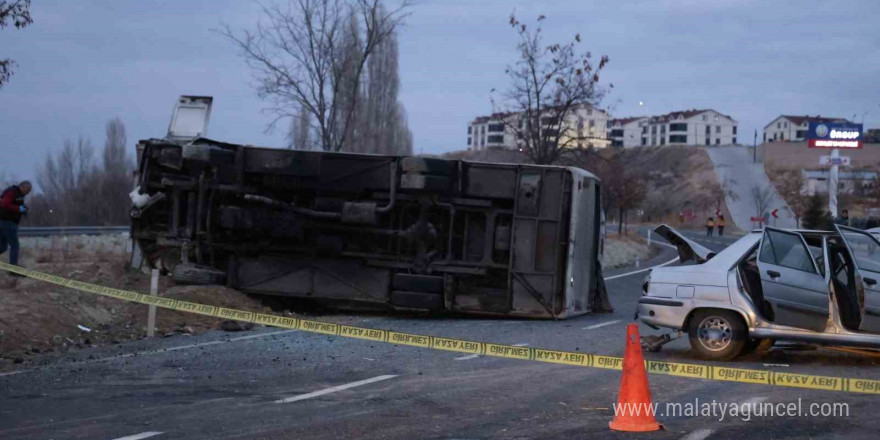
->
[829,147,839,218]
[753,129,757,163]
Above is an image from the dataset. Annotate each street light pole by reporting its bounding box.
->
[753,129,757,163]
[829,147,839,219]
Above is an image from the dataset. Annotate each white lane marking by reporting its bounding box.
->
[512,343,529,347]
[111,431,164,440]
[680,428,714,440]
[0,330,298,378]
[454,354,480,361]
[604,256,680,281]
[274,375,398,404]
[581,320,621,330]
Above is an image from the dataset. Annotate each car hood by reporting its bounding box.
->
[654,224,716,264]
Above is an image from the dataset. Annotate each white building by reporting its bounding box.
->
[802,169,877,196]
[631,109,738,148]
[467,104,610,150]
[763,115,851,143]
[607,117,646,147]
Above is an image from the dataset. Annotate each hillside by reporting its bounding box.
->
[707,147,796,230]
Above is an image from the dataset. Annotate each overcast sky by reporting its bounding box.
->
[1,0,878,183]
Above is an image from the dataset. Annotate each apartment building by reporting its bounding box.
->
[467,104,610,150]
[763,115,852,143]
[607,117,646,147]
[631,109,738,147]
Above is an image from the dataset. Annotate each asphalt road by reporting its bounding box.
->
[1,228,878,439]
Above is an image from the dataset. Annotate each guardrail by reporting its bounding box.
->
[18,226,130,237]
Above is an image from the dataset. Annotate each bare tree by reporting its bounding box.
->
[360,21,412,155]
[751,184,775,223]
[220,0,410,152]
[99,118,134,224]
[708,176,738,212]
[287,105,313,150]
[590,152,644,235]
[493,14,609,165]
[390,105,413,155]
[32,119,135,226]
[771,169,809,227]
[333,11,365,149]
[37,137,96,225]
[0,0,32,88]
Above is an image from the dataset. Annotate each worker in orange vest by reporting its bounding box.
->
[717,215,725,236]
[706,217,715,237]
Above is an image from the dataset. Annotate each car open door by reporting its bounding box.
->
[756,228,829,332]
[835,225,880,333]
[653,224,716,264]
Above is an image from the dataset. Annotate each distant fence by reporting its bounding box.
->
[18,226,129,237]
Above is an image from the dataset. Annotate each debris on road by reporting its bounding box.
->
[640,333,678,352]
[219,320,256,332]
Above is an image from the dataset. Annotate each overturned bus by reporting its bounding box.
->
[130,96,608,319]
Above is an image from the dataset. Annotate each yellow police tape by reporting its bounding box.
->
[2,261,879,394]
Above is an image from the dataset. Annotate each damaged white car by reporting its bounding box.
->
[638,224,880,360]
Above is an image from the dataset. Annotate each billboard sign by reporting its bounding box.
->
[808,122,863,149]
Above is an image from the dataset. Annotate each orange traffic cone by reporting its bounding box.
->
[609,323,662,432]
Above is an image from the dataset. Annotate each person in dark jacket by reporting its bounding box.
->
[0,181,32,270]
[834,209,850,227]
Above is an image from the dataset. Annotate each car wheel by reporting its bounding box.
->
[688,309,747,361]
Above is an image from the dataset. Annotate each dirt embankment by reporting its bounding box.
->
[609,146,736,231]
[0,235,277,367]
[601,233,656,270]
